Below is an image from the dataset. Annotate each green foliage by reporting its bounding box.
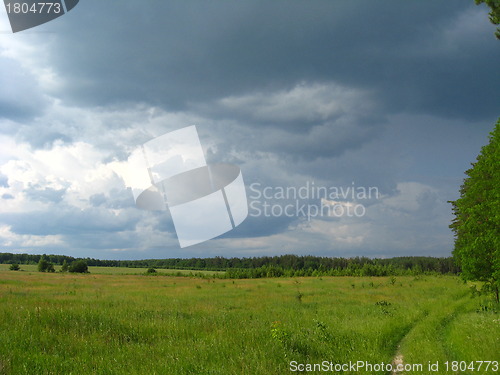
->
[61,260,69,272]
[37,256,55,273]
[0,252,461,275]
[146,267,156,274]
[375,300,393,315]
[9,263,20,271]
[450,118,500,302]
[68,260,88,273]
[475,0,500,39]
[270,321,291,356]
[37,258,48,272]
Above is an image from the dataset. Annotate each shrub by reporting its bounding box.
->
[9,263,20,271]
[69,260,89,273]
[61,260,69,272]
[146,267,156,274]
[38,258,55,272]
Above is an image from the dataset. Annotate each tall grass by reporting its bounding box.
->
[0,270,497,374]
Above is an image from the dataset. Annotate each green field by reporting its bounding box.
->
[0,269,498,374]
[0,264,223,276]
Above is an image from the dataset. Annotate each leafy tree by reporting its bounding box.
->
[61,259,69,272]
[37,256,55,272]
[450,118,500,302]
[475,0,500,39]
[9,263,20,271]
[38,257,48,272]
[69,260,89,273]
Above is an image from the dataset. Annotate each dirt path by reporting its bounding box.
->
[391,348,405,375]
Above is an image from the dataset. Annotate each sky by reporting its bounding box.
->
[0,0,498,260]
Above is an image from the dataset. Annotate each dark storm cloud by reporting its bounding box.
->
[43,0,498,120]
[1,0,497,258]
[200,119,379,165]
[221,214,297,239]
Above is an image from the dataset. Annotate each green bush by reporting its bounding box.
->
[61,260,69,272]
[9,263,20,271]
[146,268,157,274]
[69,260,89,273]
[38,258,55,272]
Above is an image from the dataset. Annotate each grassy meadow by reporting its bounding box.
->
[0,264,223,276]
[0,268,498,374]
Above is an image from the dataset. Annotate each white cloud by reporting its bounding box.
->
[0,224,64,247]
[0,18,63,94]
[382,182,437,212]
[0,138,126,210]
[301,219,368,246]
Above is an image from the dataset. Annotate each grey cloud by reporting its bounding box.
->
[1,0,497,258]
[89,193,106,207]
[0,174,8,187]
[149,211,176,234]
[221,214,298,239]
[200,116,381,166]
[89,189,136,210]
[25,185,67,203]
[63,230,153,252]
[0,57,48,121]
[194,82,377,130]
[261,121,379,161]
[38,0,498,121]
[18,131,72,150]
[0,206,141,236]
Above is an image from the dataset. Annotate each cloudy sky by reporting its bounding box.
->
[0,0,498,260]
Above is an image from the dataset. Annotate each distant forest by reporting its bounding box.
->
[0,252,459,278]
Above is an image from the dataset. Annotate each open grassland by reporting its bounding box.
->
[0,271,498,374]
[0,264,222,276]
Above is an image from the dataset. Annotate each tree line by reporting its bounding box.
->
[0,252,459,276]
